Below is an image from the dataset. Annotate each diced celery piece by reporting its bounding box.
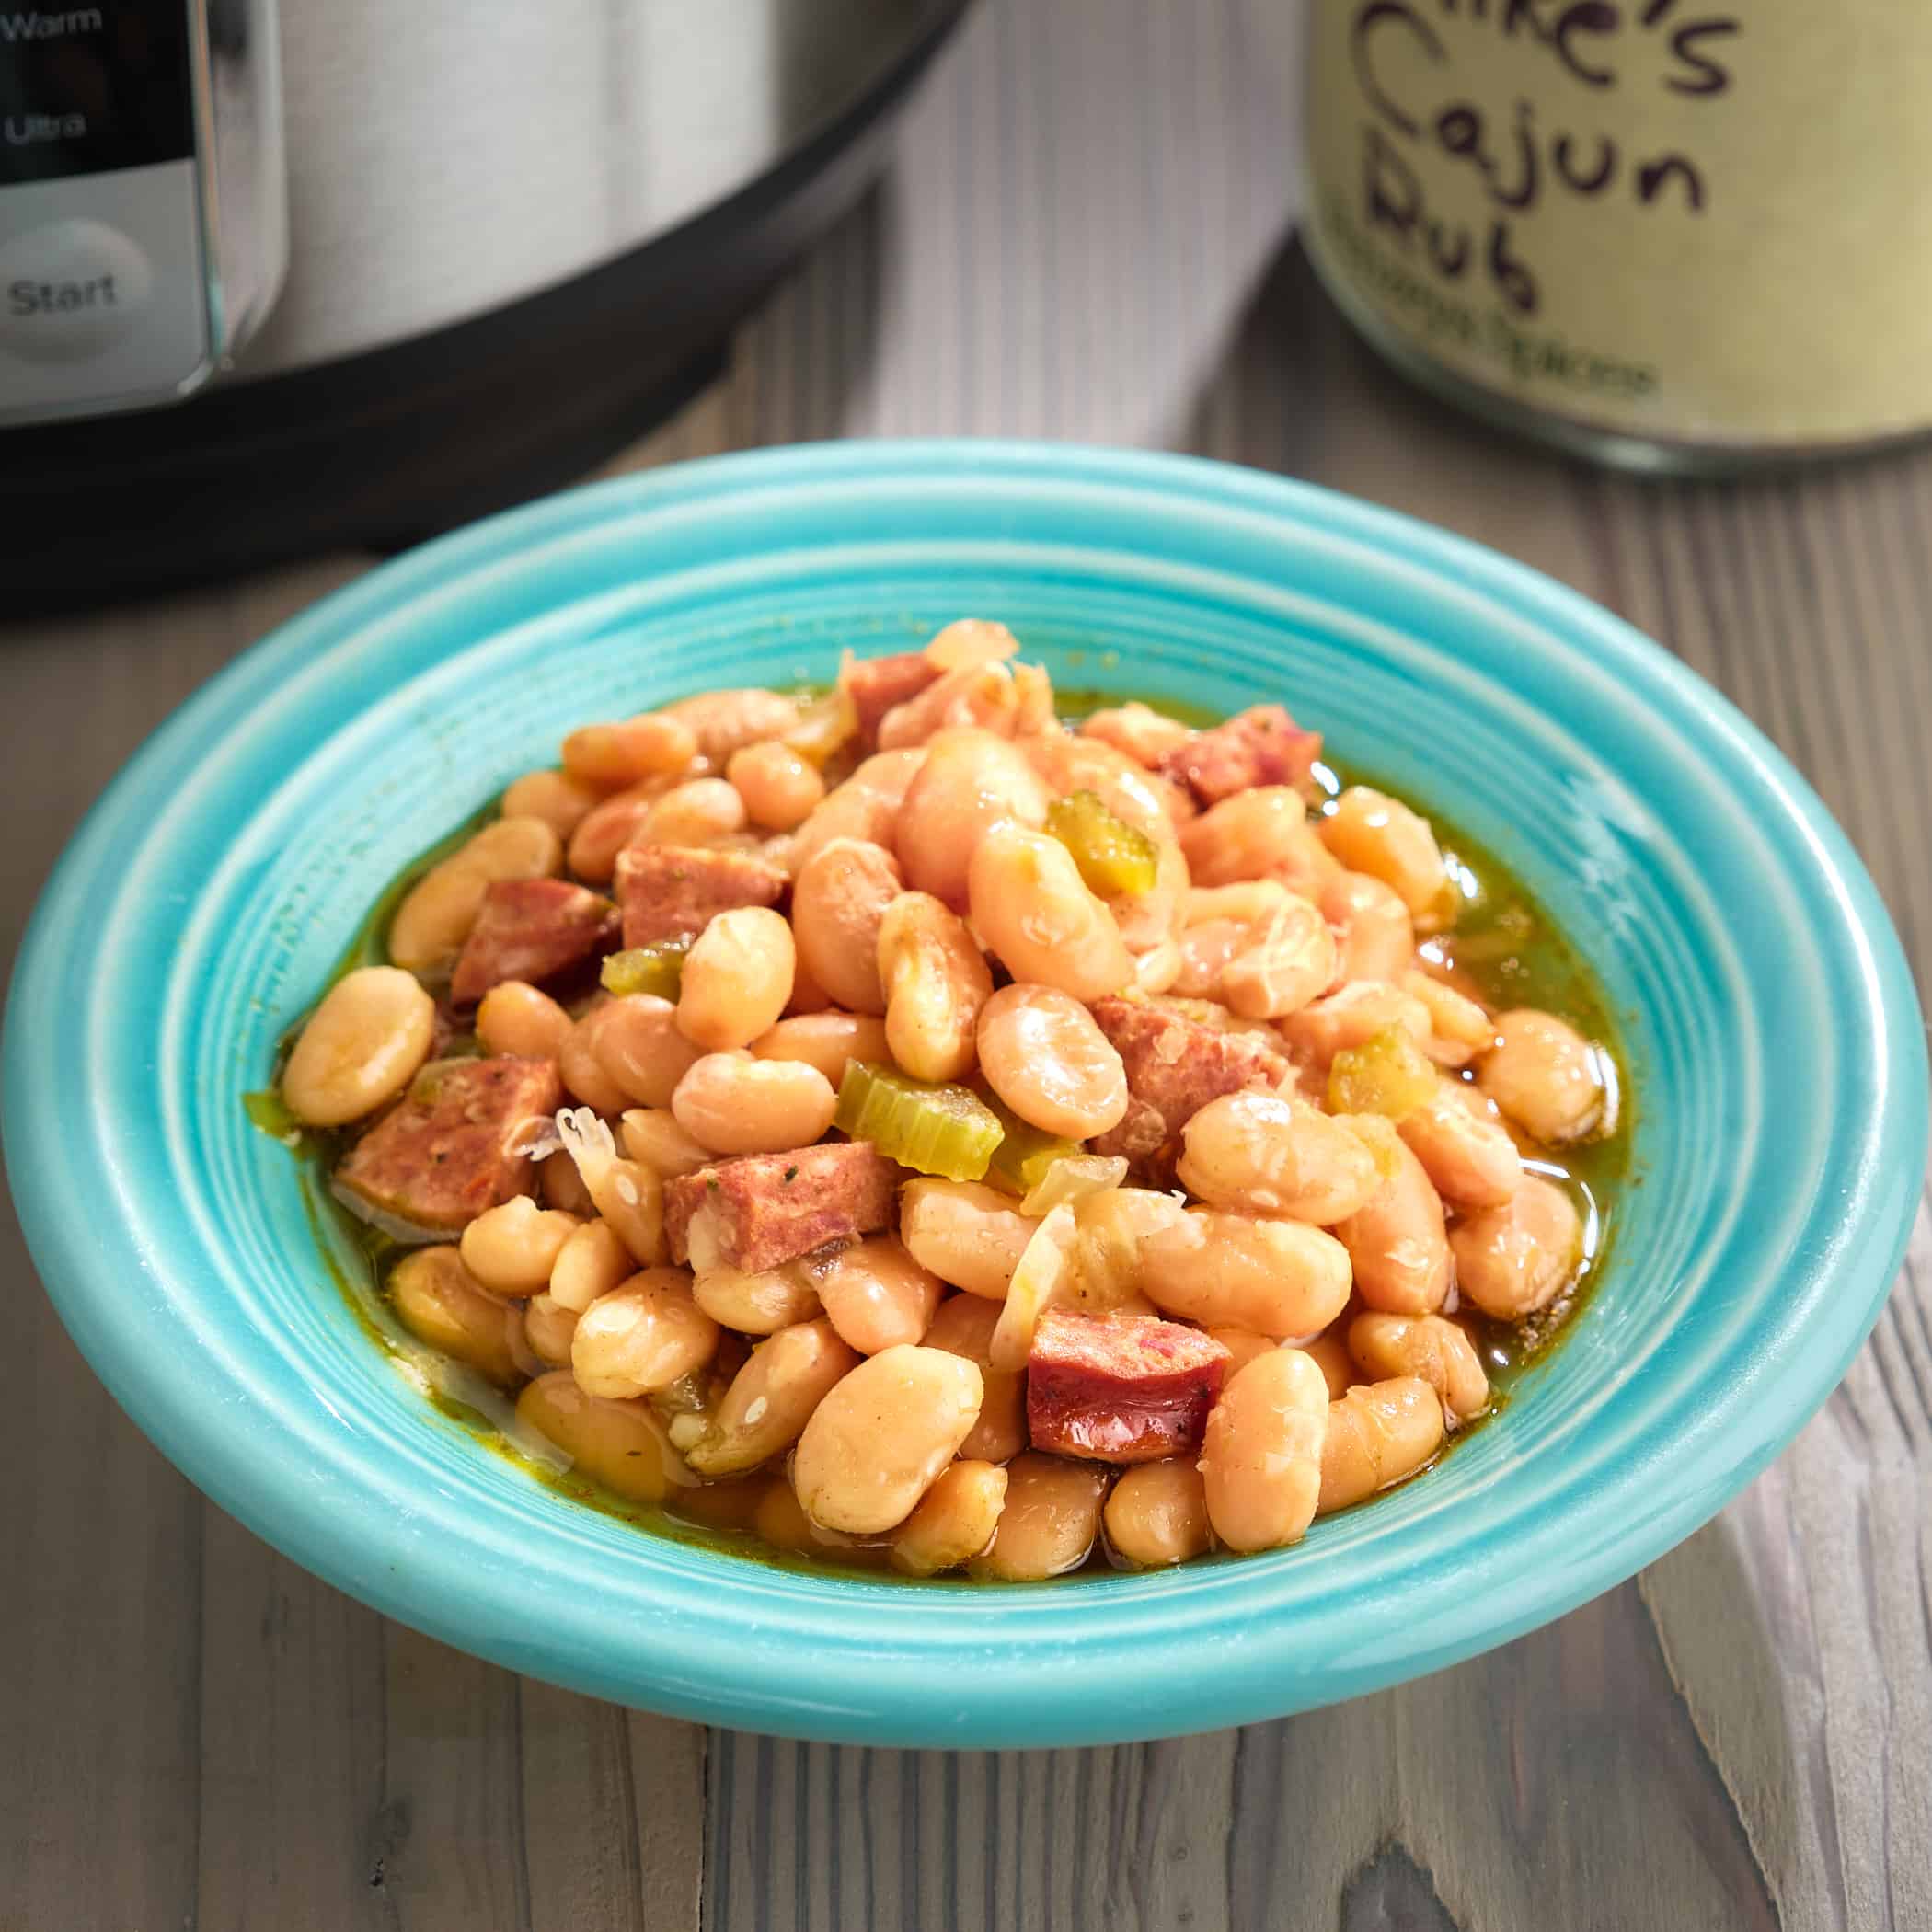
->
[602,941,688,1000]
[981,1093,1083,1197]
[1328,1026,1437,1121]
[834,1061,1003,1182]
[1044,789,1159,897]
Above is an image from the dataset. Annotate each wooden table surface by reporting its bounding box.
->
[6,4,1930,1926]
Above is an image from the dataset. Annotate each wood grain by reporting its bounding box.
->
[6,0,1931,1925]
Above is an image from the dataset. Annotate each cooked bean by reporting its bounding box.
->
[459,1196,582,1298]
[690,1260,822,1334]
[816,1236,947,1355]
[976,983,1130,1138]
[1132,936,1184,995]
[968,1452,1110,1580]
[1317,1375,1444,1512]
[752,1477,873,1557]
[1104,1457,1212,1567]
[899,1179,1041,1298]
[1206,1326,1282,1377]
[521,1293,580,1368]
[1333,1138,1452,1316]
[1398,1078,1522,1209]
[1278,980,1432,1069]
[475,979,572,1061]
[501,767,603,839]
[925,617,1020,672]
[923,1294,1028,1461]
[728,741,825,831]
[895,727,1051,907]
[684,1317,859,1476]
[790,837,902,1015]
[571,1268,719,1397]
[1080,701,1194,769]
[793,1345,983,1534]
[967,823,1133,1000]
[389,1247,522,1388]
[555,1110,668,1268]
[561,713,698,790]
[878,661,1018,749]
[1113,835,1190,956]
[662,687,799,763]
[1223,895,1340,1019]
[282,965,436,1126]
[1321,871,1414,984]
[677,906,795,1051]
[1184,880,1292,927]
[671,1051,837,1155]
[1177,1092,1382,1225]
[1180,788,1334,891]
[1141,1209,1352,1339]
[1451,1175,1582,1318]
[1170,917,1249,999]
[547,1218,636,1313]
[516,1369,687,1504]
[1302,1328,1358,1400]
[618,1107,711,1179]
[634,776,748,849]
[792,749,927,866]
[1401,970,1495,1069]
[539,1148,595,1216]
[594,994,707,1108]
[877,891,993,1083]
[1200,1348,1330,1552]
[1478,1009,1608,1143]
[752,1011,892,1087]
[891,1460,1009,1575]
[988,1204,1079,1372]
[1348,1312,1489,1420]
[1317,787,1447,925]
[388,816,562,972]
[559,1006,637,1114]
[568,780,665,882]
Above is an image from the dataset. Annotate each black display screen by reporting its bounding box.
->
[0,2,194,185]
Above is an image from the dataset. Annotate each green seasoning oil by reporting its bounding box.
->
[251,718,1632,1579]
[1301,0,1932,471]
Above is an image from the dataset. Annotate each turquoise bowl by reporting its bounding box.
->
[6,443,1923,1747]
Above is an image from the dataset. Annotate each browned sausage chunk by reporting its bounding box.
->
[1162,704,1322,806]
[1087,997,1290,1179]
[842,650,941,747]
[664,1141,901,1273]
[613,844,788,948]
[334,1056,563,1234]
[1027,1309,1231,1463]
[449,878,618,1006]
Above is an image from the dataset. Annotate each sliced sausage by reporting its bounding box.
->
[612,844,788,948]
[334,1056,563,1235]
[1161,704,1322,806]
[1087,996,1290,1179]
[663,1141,901,1273]
[841,649,941,747]
[1026,1308,1231,1464]
[449,877,618,1006]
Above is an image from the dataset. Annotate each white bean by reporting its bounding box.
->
[282,966,435,1127]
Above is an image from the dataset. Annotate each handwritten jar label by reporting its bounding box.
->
[1303,1,1932,457]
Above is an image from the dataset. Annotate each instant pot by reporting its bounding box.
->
[0,0,966,608]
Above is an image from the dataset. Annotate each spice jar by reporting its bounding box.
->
[1300,1,1932,471]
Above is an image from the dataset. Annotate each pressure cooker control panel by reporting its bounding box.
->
[0,0,284,425]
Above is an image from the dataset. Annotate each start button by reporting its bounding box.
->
[0,217,152,362]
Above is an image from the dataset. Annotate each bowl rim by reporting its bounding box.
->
[6,439,1925,1747]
